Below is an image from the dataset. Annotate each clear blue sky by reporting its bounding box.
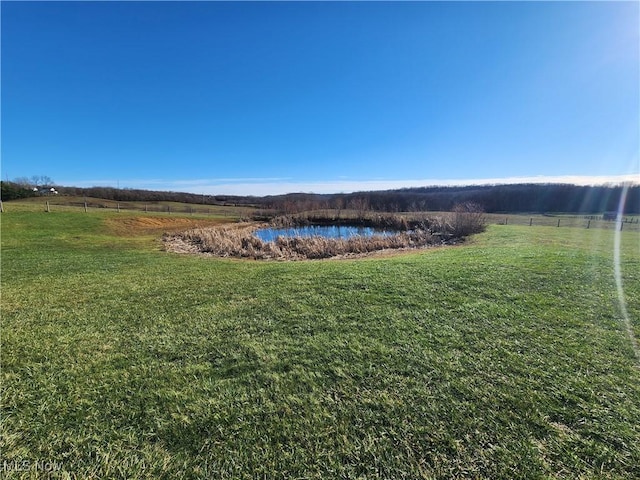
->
[2,1,638,195]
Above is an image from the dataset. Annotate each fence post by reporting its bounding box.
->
[145,204,148,212]
[557,219,560,227]
[505,217,508,225]
[0,200,3,213]
[117,202,120,213]
[84,202,88,213]
[587,220,590,229]
[46,201,50,213]
[529,218,532,226]
[168,206,171,215]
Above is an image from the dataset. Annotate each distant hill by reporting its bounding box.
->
[2,181,638,214]
[262,183,640,214]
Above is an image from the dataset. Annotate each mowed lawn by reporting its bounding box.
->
[1,210,639,479]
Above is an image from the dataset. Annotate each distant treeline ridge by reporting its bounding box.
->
[248,183,638,214]
[1,181,638,214]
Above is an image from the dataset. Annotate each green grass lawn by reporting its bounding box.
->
[1,210,639,479]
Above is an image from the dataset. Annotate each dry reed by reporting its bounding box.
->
[165,224,447,260]
[165,207,484,260]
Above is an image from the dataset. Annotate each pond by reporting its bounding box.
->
[254,225,394,242]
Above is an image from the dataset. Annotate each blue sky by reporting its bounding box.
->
[2,1,639,195]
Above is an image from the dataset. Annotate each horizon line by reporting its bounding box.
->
[57,174,640,196]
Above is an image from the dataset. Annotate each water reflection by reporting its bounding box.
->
[254,225,393,242]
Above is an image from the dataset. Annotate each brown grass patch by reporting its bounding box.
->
[105,216,233,237]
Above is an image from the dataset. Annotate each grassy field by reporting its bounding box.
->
[0,195,257,218]
[1,206,639,479]
[484,213,640,232]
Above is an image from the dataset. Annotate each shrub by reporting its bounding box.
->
[450,202,486,237]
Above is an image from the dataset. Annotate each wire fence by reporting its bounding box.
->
[485,213,640,232]
[2,200,639,232]
[1,199,262,218]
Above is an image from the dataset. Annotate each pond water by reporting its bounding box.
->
[254,225,394,242]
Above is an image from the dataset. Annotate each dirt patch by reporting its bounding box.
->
[105,216,232,237]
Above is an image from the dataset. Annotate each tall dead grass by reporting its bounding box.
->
[165,207,484,260]
[165,224,442,260]
[270,212,412,231]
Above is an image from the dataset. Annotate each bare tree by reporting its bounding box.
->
[331,196,345,219]
[29,175,54,187]
[349,196,370,220]
[14,177,32,188]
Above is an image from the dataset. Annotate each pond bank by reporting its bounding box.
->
[164,221,457,261]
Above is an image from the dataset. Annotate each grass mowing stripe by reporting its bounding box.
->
[1,213,639,478]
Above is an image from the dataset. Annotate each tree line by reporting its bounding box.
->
[2,180,638,214]
[263,184,639,214]
[0,181,260,207]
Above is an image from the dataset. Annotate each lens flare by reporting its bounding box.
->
[613,183,640,364]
